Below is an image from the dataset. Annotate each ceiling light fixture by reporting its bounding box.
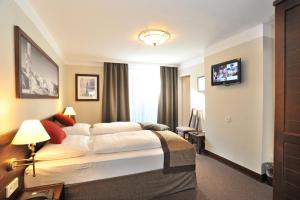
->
[139,29,170,46]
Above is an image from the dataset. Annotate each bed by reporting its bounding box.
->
[25,122,196,200]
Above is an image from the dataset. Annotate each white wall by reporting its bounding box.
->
[205,38,264,174]
[204,24,275,174]
[261,37,275,163]
[178,24,274,174]
[0,0,64,134]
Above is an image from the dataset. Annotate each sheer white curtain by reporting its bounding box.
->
[129,64,160,123]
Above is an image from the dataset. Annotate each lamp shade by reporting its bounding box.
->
[12,120,50,145]
[64,106,76,116]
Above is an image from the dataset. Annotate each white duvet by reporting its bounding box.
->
[93,130,161,154]
[92,122,142,135]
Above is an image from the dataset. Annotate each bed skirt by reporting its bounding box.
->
[64,169,197,200]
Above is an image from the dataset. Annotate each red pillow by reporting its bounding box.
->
[41,120,66,144]
[54,113,75,126]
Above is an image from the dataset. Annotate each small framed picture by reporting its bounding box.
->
[75,74,99,101]
[197,76,205,92]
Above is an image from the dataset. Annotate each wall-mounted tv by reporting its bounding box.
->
[211,58,241,86]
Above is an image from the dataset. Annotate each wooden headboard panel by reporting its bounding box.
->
[0,115,57,199]
[0,130,30,199]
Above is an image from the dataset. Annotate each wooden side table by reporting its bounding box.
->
[188,131,205,154]
[18,183,64,200]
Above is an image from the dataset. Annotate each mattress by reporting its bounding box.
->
[25,148,164,188]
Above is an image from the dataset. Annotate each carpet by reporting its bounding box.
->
[155,154,273,200]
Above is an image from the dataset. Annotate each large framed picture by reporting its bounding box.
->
[75,74,99,101]
[14,26,59,98]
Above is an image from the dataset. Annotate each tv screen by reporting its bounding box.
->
[211,58,241,86]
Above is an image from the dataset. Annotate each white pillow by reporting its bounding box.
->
[93,130,161,154]
[75,123,91,128]
[63,123,91,136]
[92,122,142,135]
[35,135,91,161]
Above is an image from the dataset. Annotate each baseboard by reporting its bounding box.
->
[204,150,263,182]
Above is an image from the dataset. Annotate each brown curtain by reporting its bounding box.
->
[102,62,130,122]
[157,66,178,131]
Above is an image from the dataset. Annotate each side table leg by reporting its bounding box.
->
[201,139,205,154]
[197,138,201,154]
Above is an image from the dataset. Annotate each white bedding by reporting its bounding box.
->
[25,148,164,188]
[35,135,91,161]
[63,123,91,136]
[92,122,142,135]
[93,130,161,154]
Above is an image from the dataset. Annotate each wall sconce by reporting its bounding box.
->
[7,120,50,177]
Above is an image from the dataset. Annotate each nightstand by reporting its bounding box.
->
[188,131,205,154]
[18,183,64,200]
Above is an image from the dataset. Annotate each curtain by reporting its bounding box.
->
[129,64,160,123]
[157,66,178,131]
[102,62,130,122]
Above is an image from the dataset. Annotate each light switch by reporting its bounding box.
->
[225,116,232,123]
[6,177,18,198]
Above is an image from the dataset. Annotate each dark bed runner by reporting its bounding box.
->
[152,130,196,174]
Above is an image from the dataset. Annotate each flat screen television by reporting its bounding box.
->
[211,58,241,86]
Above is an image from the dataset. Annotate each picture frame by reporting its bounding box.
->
[197,76,205,92]
[14,26,59,99]
[75,74,99,101]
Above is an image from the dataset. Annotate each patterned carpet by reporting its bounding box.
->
[155,154,273,200]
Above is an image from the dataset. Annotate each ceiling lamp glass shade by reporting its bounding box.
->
[12,120,50,145]
[139,30,170,46]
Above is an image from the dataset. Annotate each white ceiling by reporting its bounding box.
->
[27,0,274,65]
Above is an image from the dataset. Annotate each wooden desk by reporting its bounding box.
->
[188,131,205,154]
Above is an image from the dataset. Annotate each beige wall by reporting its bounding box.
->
[0,0,65,134]
[64,64,104,124]
[178,64,205,126]
[204,37,274,173]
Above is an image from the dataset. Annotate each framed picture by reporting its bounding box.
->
[197,76,205,92]
[14,26,59,98]
[75,74,99,101]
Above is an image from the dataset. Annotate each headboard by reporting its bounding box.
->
[0,130,30,199]
[0,115,58,199]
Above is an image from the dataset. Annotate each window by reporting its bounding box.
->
[129,64,160,123]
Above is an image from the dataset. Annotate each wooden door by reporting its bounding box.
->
[274,0,300,199]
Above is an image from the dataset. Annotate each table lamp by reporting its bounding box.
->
[8,120,50,177]
[63,106,76,118]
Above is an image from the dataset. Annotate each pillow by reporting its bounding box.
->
[74,123,91,129]
[35,135,90,161]
[92,122,142,135]
[139,122,169,131]
[138,122,152,129]
[41,120,66,144]
[54,113,75,126]
[62,123,91,136]
[142,123,170,131]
